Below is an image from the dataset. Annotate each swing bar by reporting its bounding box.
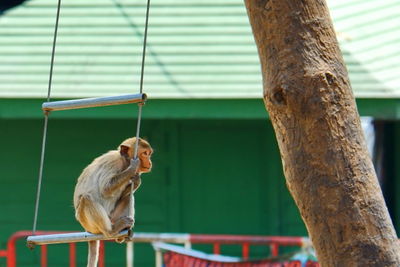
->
[27,230,131,247]
[42,93,147,112]
[26,231,191,247]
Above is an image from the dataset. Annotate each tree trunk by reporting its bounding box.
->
[244,0,400,266]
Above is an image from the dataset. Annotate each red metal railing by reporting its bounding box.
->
[0,231,309,266]
[189,234,306,260]
[0,231,105,267]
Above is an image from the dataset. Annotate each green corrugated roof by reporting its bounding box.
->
[328,0,400,98]
[0,0,399,99]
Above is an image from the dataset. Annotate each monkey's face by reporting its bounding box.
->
[138,147,153,173]
[119,137,153,173]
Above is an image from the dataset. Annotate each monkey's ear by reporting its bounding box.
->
[120,145,130,157]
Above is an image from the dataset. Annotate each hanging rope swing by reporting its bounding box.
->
[27,0,151,247]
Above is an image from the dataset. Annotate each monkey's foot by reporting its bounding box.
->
[111,216,134,236]
[115,236,127,244]
[115,223,134,244]
[114,230,133,244]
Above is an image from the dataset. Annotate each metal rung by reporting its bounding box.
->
[42,93,147,112]
[27,230,130,247]
[27,232,191,247]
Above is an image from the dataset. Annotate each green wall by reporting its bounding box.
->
[0,117,310,266]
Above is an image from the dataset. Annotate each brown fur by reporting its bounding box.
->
[73,137,152,267]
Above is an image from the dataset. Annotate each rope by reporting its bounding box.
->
[133,104,144,158]
[133,0,151,158]
[46,0,62,101]
[32,115,49,234]
[129,0,151,234]
[138,0,151,96]
[32,0,62,234]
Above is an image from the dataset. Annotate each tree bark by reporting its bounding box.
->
[244,0,400,266]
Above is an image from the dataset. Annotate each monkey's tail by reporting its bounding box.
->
[87,240,99,267]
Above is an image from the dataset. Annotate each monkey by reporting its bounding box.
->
[73,137,153,267]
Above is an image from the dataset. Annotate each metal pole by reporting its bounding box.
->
[184,241,192,249]
[155,249,162,267]
[27,232,190,247]
[126,242,134,267]
[27,231,130,247]
[42,93,147,112]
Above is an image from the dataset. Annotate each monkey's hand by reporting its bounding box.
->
[103,158,140,197]
[131,174,142,192]
[126,158,140,175]
[130,173,140,181]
